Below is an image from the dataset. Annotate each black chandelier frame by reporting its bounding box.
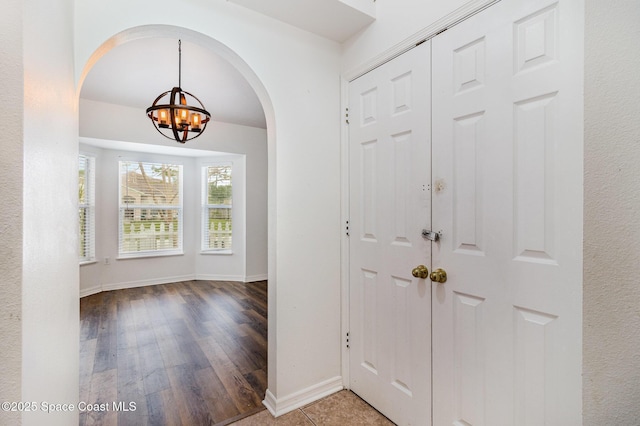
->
[146,40,211,144]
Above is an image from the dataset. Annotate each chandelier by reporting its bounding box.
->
[146,40,211,143]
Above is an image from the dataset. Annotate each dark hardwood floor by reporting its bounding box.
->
[80,280,268,426]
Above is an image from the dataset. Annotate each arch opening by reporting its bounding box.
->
[76,25,277,423]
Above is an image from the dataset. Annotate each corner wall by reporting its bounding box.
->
[583,0,640,423]
[22,0,79,424]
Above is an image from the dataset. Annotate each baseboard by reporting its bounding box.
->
[244,273,268,282]
[80,273,265,298]
[102,275,196,292]
[263,389,278,417]
[194,274,245,282]
[79,275,196,298]
[262,376,344,417]
[80,284,103,298]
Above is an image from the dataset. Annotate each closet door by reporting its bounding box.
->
[431,0,583,424]
[348,41,432,426]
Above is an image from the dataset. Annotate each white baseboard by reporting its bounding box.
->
[80,275,196,298]
[80,284,103,298]
[245,273,268,282]
[263,389,278,417]
[194,274,245,282]
[102,275,196,292]
[79,273,266,298]
[262,376,344,417]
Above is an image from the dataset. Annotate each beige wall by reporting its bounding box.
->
[584,0,640,423]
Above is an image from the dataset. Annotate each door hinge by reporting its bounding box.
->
[345,107,350,125]
[345,220,350,237]
[346,331,350,349]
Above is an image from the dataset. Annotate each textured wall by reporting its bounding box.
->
[584,0,640,424]
[0,0,24,424]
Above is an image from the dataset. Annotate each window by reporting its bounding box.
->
[202,164,232,252]
[119,161,183,257]
[79,154,96,263]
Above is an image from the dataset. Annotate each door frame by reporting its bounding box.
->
[340,0,502,388]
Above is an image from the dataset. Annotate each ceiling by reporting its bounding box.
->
[227,0,376,42]
[80,1,376,133]
[80,38,267,129]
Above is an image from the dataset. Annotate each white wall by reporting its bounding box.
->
[79,101,266,295]
[0,1,24,424]
[75,1,343,407]
[583,0,640,423]
[341,0,490,75]
[22,0,79,425]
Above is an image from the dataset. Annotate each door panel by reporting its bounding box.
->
[349,41,432,426]
[432,0,582,425]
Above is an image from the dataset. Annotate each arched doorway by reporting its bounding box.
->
[77,26,275,424]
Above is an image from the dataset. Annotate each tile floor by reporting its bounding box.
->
[229,390,394,425]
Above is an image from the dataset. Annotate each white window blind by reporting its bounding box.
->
[119,161,183,257]
[79,154,96,263]
[202,164,232,252]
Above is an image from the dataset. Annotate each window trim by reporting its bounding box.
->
[118,160,184,259]
[201,163,233,254]
[79,154,96,264]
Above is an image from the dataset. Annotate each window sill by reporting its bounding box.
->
[80,259,98,266]
[200,249,233,255]
[117,250,184,260]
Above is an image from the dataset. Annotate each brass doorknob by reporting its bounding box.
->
[430,268,447,283]
[411,265,429,279]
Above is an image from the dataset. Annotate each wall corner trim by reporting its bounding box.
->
[263,376,344,417]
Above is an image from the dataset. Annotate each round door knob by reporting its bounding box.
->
[411,265,429,279]
[430,268,447,284]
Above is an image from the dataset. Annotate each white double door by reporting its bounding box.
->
[348,0,582,424]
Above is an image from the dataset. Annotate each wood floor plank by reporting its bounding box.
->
[167,318,212,370]
[80,280,268,426]
[203,319,261,375]
[243,369,268,399]
[166,364,217,425]
[198,336,264,413]
[159,388,185,426]
[85,368,118,426]
[138,343,171,396]
[195,366,243,423]
[239,322,267,349]
[79,338,97,405]
[93,319,117,373]
[154,322,188,368]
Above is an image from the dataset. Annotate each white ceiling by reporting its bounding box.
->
[80,38,267,129]
[227,0,376,42]
[80,2,376,133]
